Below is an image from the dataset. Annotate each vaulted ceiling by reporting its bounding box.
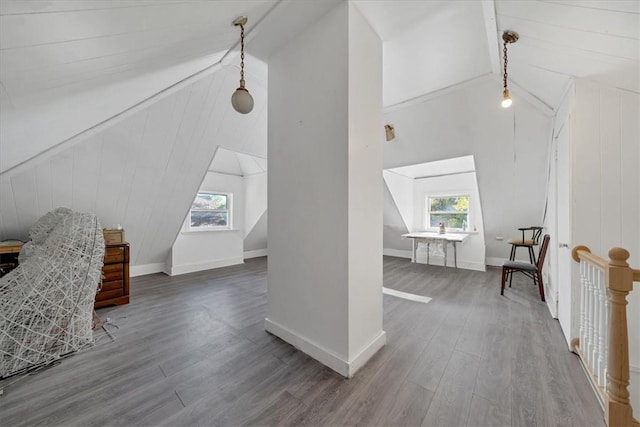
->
[1,0,637,174]
[0,0,637,265]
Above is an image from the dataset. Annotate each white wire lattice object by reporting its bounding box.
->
[0,208,105,378]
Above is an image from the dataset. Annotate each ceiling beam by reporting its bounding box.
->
[481,0,501,75]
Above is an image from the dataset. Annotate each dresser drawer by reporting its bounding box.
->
[95,243,130,308]
[100,280,124,292]
[104,246,125,264]
[102,264,123,281]
[95,288,124,301]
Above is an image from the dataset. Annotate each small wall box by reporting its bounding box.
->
[103,229,125,245]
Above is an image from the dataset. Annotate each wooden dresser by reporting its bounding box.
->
[96,243,130,308]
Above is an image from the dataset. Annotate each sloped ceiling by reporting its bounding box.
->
[354,0,639,109]
[0,0,280,173]
[1,0,637,172]
[208,147,267,177]
[495,0,639,109]
[0,0,638,266]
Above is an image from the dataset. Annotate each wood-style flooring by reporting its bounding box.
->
[0,256,604,426]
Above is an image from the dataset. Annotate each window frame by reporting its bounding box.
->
[425,193,470,232]
[186,191,232,231]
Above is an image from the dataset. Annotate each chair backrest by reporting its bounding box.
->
[517,226,543,244]
[530,226,543,244]
[536,234,551,271]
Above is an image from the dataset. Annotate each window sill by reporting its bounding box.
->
[425,229,480,235]
[182,228,241,234]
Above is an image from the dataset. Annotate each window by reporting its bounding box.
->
[188,192,231,230]
[426,195,469,231]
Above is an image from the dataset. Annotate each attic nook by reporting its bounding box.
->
[0,0,638,425]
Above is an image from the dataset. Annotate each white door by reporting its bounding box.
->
[556,119,573,346]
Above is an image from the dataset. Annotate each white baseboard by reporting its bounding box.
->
[457,260,486,272]
[383,248,412,259]
[545,283,558,319]
[348,330,387,377]
[130,263,166,277]
[414,254,486,272]
[244,249,267,259]
[168,256,244,276]
[264,318,386,378]
[486,257,508,267]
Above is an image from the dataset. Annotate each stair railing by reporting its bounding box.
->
[572,246,639,427]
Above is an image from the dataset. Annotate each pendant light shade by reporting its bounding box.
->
[231,16,254,114]
[232,86,254,114]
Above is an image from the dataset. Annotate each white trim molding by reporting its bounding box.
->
[244,249,268,259]
[383,248,412,259]
[486,256,508,267]
[130,263,166,277]
[168,256,243,276]
[264,318,386,378]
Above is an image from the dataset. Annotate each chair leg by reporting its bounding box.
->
[528,246,535,264]
[509,245,516,261]
[509,268,514,287]
[536,270,545,301]
[501,267,507,295]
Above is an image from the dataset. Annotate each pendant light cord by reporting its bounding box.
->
[239,24,245,86]
[503,40,508,91]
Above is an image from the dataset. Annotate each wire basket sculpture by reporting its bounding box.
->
[0,208,105,378]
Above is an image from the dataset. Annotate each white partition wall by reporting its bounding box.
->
[266,1,385,377]
[569,79,640,415]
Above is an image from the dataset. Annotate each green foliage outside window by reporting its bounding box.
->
[190,192,230,228]
[428,195,469,230]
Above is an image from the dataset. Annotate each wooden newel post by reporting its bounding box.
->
[605,247,634,427]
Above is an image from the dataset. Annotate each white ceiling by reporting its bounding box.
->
[387,155,476,180]
[0,0,638,172]
[209,147,267,177]
[355,0,493,107]
[354,0,639,108]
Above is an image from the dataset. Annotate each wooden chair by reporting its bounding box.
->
[507,226,543,263]
[501,234,550,301]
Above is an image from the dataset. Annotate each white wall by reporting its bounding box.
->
[544,84,574,320]
[383,77,552,265]
[382,170,414,232]
[243,171,267,256]
[0,65,267,273]
[267,1,385,377]
[412,172,486,271]
[168,171,245,276]
[346,1,385,362]
[570,79,640,415]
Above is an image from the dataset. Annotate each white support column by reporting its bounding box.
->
[266,1,385,378]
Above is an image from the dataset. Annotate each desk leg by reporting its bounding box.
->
[444,241,448,268]
[412,239,416,263]
[454,242,457,268]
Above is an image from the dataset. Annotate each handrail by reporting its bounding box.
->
[572,245,637,427]
[572,245,607,270]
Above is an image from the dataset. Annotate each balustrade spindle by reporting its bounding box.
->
[571,245,637,427]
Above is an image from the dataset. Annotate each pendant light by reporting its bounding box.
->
[501,30,518,108]
[231,16,254,114]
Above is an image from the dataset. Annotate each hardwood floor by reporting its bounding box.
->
[0,256,604,426]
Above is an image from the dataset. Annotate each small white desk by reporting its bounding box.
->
[401,232,468,268]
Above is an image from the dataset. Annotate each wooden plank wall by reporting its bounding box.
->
[572,79,640,416]
[0,66,267,268]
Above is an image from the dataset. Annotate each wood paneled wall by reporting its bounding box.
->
[0,66,267,267]
[572,79,640,414]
